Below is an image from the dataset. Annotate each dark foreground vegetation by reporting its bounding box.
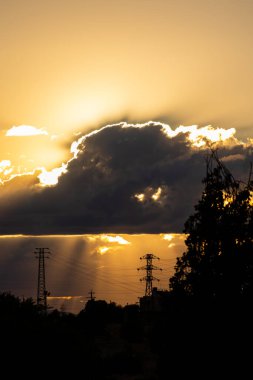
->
[1,292,253,379]
[1,151,253,379]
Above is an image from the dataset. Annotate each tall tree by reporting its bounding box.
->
[169,151,253,299]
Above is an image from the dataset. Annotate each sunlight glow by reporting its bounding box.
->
[3,168,13,176]
[250,192,253,206]
[37,164,67,186]
[0,162,68,188]
[86,234,131,256]
[163,234,174,241]
[0,160,11,169]
[6,125,48,137]
[134,186,163,203]
[100,235,130,245]
[222,190,235,206]
[162,233,185,247]
[162,124,236,147]
[98,246,109,255]
[162,233,185,241]
[134,193,145,202]
[70,122,241,177]
[152,187,162,201]
[0,160,12,177]
[48,296,83,300]
[70,123,114,158]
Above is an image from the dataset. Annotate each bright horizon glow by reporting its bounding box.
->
[100,235,130,245]
[48,296,83,300]
[0,233,186,313]
[163,234,174,242]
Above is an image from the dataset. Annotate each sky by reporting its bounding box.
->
[0,233,185,313]
[1,0,253,312]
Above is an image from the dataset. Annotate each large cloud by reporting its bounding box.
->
[0,121,252,235]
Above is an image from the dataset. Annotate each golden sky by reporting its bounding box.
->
[0,233,185,313]
[1,1,253,139]
[0,0,253,175]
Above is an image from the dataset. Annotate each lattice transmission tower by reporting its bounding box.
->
[137,253,162,296]
[34,247,51,311]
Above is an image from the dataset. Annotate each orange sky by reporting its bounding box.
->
[0,233,185,313]
[0,1,253,177]
[1,1,253,138]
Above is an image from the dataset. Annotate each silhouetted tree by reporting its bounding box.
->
[169,151,253,299]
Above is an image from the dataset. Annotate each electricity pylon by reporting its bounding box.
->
[137,253,162,296]
[34,247,51,311]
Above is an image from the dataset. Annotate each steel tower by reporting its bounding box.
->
[137,253,162,296]
[34,247,51,310]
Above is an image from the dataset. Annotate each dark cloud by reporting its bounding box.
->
[0,122,252,234]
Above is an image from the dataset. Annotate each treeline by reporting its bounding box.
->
[1,290,253,378]
[0,292,146,379]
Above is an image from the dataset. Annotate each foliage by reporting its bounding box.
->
[169,151,253,299]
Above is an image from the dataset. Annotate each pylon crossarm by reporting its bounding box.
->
[137,265,149,271]
[148,265,163,271]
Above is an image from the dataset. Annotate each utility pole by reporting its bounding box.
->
[137,253,162,296]
[34,247,51,311]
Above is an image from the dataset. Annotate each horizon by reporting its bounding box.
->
[0,233,185,313]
